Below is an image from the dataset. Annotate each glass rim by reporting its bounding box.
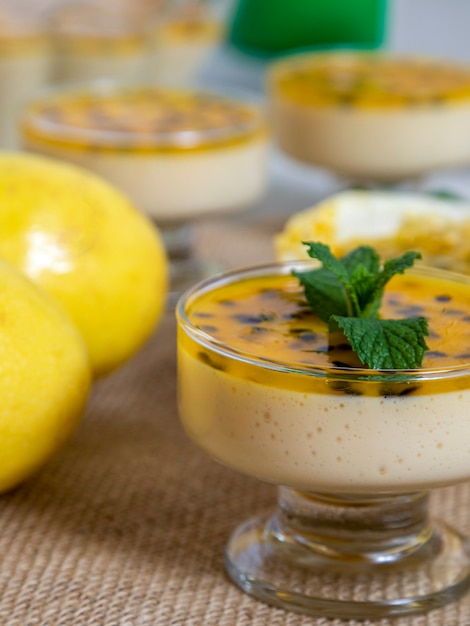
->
[20,79,266,150]
[266,50,470,110]
[267,49,470,75]
[176,260,470,382]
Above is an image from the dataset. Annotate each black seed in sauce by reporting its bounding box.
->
[457,353,470,359]
[218,299,236,307]
[443,308,466,316]
[397,305,425,316]
[283,310,311,321]
[193,311,214,318]
[198,351,225,371]
[233,313,274,324]
[331,360,356,368]
[250,326,269,334]
[328,343,351,352]
[328,381,364,396]
[380,384,420,398]
[435,294,452,302]
[298,332,318,343]
[199,324,219,333]
[259,288,278,299]
[426,350,447,358]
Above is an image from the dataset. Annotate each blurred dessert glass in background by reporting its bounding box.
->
[0,1,52,148]
[48,0,154,83]
[147,0,224,87]
[20,81,269,292]
[268,51,470,184]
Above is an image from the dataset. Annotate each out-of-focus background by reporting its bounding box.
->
[204,0,470,90]
[201,0,470,224]
[3,0,470,214]
[389,0,470,61]
[3,0,470,113]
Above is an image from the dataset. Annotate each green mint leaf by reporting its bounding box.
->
[298,242,422,319]
[348,262,383,316]
[378,252,422,289]
[332,316,429,369]
[360,251,422,317]
[294,241,430,369]
[293,267,349,322]
[302,241,352,284]
[343,246,381,313]
[341,245,381,275]
[297,241,361,317]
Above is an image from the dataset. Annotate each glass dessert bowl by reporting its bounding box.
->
[176,260,470,619]
[20,82,269,293]
[147,0,223,87]
[267,51,470,184]
[48,0,149,83]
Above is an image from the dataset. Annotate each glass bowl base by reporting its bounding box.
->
[225,509,470,620]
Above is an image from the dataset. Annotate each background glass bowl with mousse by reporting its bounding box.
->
[267,51,470,183]
[20,82,269,292]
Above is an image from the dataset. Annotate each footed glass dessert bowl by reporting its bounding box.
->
[267,51,470,184]
[176,259,470,619]
[20,82,268,294]
[48,0,149,84]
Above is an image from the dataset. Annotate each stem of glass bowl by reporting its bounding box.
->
[157,220,224,303]
[274,488,434,563]
[224,486,470,620]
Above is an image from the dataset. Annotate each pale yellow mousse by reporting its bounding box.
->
[268,52,470,181]
[21,86,268,224]
[178,265,470,494]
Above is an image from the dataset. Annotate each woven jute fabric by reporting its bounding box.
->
[1,218,470,626]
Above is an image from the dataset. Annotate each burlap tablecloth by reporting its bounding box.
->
[1,217,470,626]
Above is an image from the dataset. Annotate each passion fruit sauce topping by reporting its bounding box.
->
[274,55,470,107]
[22,89,262,151]
[184,272,470,396]
[188,273,470,368]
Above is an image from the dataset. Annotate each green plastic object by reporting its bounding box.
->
[226,0,388,58]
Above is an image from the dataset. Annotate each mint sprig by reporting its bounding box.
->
[293,242,430,369]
